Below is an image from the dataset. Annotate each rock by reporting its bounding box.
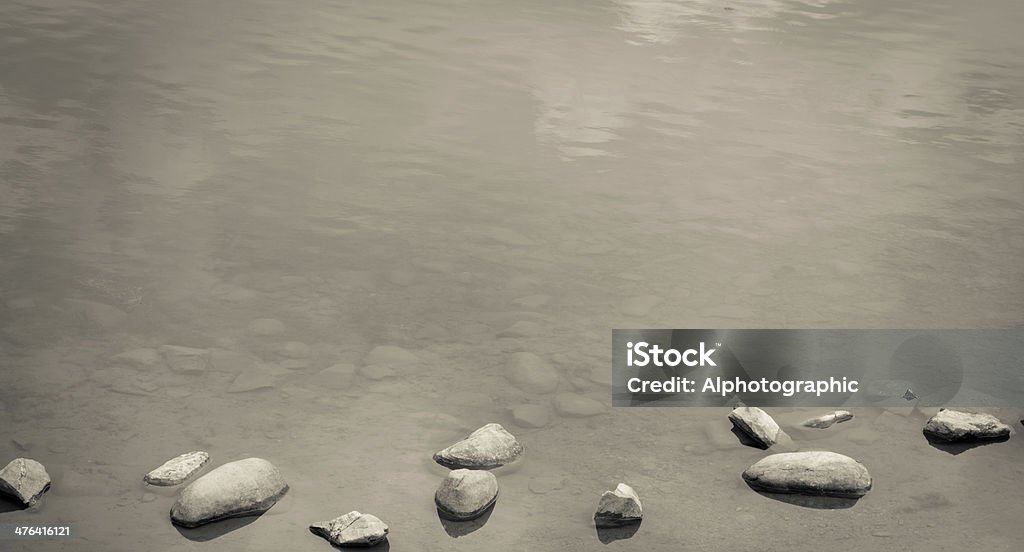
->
[144,451,210,486]
[310,511,389,547]
[0,458,51,506]
[434,469,499,521]
[594,483,642,527]
[903,388,918,401]
[505,352,559,394]
[170,458,288,527]
[497,321,541,338]
[742,451,872,498]
[922,409,1013,442]
[552,393,606,417]
[112,348,163,370]
[248,318,285,336]
[160,345,209,374]
[729,407,783,448]
[433,423,524,469]
[802,410,854,429]
[364,345,417,367]
[511,404,550,428]
[279,341,310,359]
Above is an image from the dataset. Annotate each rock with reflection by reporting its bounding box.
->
[801,410,854,429]
[433,423,524,469]
[594,483,643,527]
[310,511,389,547]
[145,451,209,486]
[0,458,51,506]
[922,409,1012,442]
[728,406,782,448]
[170,458,288,528]
[435,469,499,521]
[742,451,872,498]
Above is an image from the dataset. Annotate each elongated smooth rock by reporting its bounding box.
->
[170,458,288,527]
[728,407,782,448]
[742,451,872,498]
[310,511,389,547]
[0,458,51,506]
[433,423,524,469]
[802,410,854,429]
[923,409,1012,442]
[435,469,499,521]
[594,483,642,527]
[145,451,210,486]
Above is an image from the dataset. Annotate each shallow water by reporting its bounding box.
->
[1,0,1023,550]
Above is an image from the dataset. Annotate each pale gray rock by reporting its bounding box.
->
[170,457,288,527]
[160,345,209,374]
[435,469,499,521]
[511,404,550,428]
[433,423,524,469]
[802,410,854,429]
[742,451,872,498]
[144,451,209,486]
[729,406,783,448]
[923,409,1013,442]
[594,483,642,527]
[552,393,606,417]
[310,511,389,547]
[0,458,51,506]
[248,318,285,336]
[505,352,559,394]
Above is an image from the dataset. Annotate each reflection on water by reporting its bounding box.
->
[1,0,1023,550]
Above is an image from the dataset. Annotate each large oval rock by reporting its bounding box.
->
[145,451,209,486]
[505,352,559,394]
[923,409,1013,442]
[170,458,288,527]
[310,511,389,547]
[435,469,499,520]
[729,406,782,448]
[594,483,642,527]
[433,423,524,469]
[742,451,872,498]
[0,458,51,506]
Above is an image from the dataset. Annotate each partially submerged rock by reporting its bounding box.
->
[742,451,872,498]
[923,409,1012,442]
[144,451,209,486]
[435,469,499,521]
[801,410,854,429]
[170,458,288,527]
[0,458,51,506]
[310,511,389,547]
[433,423,524,469]
[594,483,642,527]
[728,407,782,448]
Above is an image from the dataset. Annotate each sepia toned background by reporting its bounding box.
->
[1,0,1022,550]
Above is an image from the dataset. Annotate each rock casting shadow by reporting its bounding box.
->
[596,520,641,544]
[437,503,495,537]
[174,515,262,541]
[749,488,860,510]
[730,426,768,449]
[924,432,1009,455]
[0,495,28,514]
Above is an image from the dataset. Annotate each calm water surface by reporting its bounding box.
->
[1,0,1023,550]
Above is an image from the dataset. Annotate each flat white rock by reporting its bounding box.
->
[433,423,524,469]
[310,511,389,546]
[145,451,209,486]
[923,409,1013,442]
[594,483,642,527]
[742,451,872,498]
[729,406,782,448]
